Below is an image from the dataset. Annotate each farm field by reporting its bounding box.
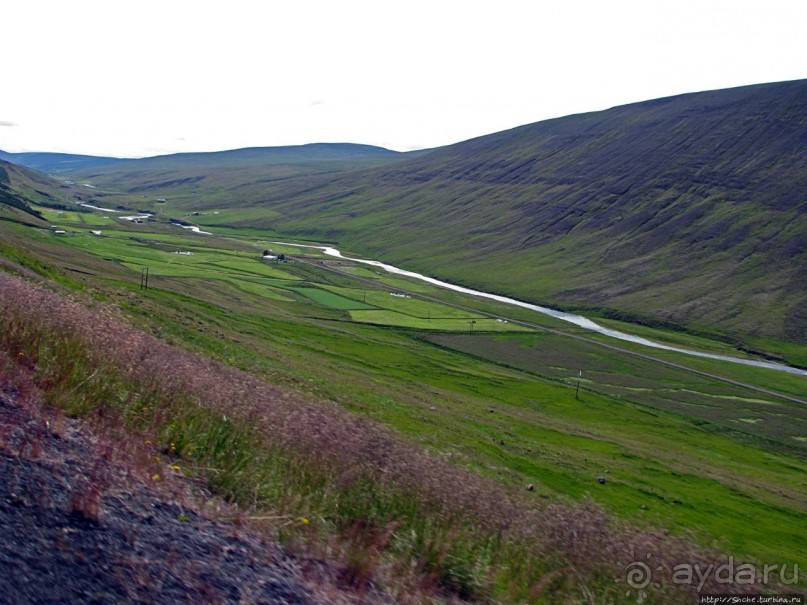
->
[3,210,806,572]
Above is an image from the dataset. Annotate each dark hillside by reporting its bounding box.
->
[0,160,66,223]
[250,80,807,346]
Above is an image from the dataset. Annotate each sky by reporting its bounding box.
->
[2,0,805,158]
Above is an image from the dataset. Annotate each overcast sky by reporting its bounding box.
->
[2,0,805,158]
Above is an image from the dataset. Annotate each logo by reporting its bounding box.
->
[617,551,663,603]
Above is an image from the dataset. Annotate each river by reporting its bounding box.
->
[270,241,807,378]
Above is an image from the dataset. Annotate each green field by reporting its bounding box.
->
[2,211,806,578]
[290,286,375,310]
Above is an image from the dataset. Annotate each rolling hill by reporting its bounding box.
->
[0,142,410,174]
[0,143,420,202]
[0,150,125,173]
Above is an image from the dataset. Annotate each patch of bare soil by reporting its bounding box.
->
[0,386,341,604]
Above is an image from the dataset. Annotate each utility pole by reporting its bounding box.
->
[575,371,582,399]
[140,266,149,291]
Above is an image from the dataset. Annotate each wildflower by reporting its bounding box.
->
[170,465,181,471]
[145,440,152,445]
[170,442,176,452]
[152,474,160,481]
[299,517,309,525]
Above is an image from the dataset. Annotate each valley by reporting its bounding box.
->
[2,201,804,573]
[1,80,806,602]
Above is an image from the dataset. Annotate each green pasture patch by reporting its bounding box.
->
[36,207,67,222]
[193,207,283,225]
[575,328,807,400]
[119,261,204,277]
[36,207,78,223]
[36,207,116,228]
[99,230,206,246]
[336,265,385,280]
[376,274,449,294]
[422,332,807,452]
[224,278,295,302]
[78,212,119,226]
[367,290,479,318]
[290,287,374,310]
[207,259,300,280]
[322,286,482,319]
[349,309,532,332]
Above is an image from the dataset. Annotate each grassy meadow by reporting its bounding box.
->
[1,207,805,601]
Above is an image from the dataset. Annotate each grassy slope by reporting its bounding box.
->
[2,210,804,579]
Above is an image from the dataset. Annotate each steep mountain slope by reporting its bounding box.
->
[242,80,807,346]
[0,160,70,226]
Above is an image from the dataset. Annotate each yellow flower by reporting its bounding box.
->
[299,517,309,525]
[170,465,181,471]
[152,474,160,481]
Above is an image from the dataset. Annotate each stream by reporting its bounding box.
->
[271,241,807,378]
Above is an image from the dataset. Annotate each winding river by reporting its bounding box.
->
[271,242,807,378]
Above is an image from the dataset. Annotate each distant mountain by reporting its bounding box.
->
[0,143,410,177]
[9,143,422,198]
[0,150,125,174]
[116,143,406,168]
[241,80,807,346]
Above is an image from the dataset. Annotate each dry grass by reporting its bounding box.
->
[0,271,763,603]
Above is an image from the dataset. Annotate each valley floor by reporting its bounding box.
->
[0,211,804,602]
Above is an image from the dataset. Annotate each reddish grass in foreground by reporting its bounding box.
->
[0,270,760,603]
